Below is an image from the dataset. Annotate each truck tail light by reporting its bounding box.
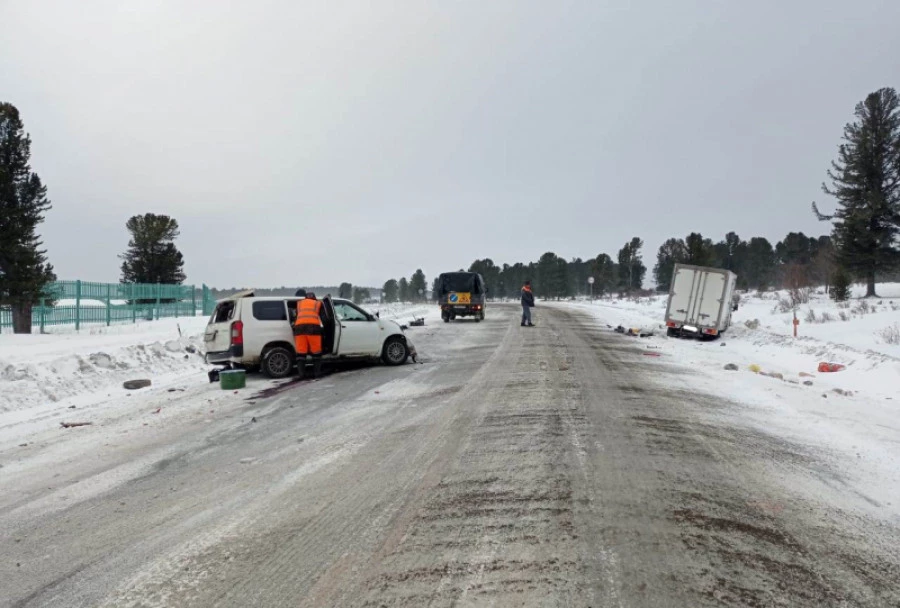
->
[231,320,244,345]
[703,328,718,336]
[666,321,677,328]
[473,305,482,310]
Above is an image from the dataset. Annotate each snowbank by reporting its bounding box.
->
[0,318,210,415]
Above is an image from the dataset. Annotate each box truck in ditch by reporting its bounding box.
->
[664,264,738,339]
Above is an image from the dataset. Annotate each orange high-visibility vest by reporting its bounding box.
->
[296,298,323,326]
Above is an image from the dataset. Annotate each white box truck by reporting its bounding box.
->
[664,264,738,339]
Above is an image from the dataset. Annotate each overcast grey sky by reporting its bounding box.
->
[3,1,899,288]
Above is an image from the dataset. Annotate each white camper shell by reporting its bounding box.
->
[664,264,738,339]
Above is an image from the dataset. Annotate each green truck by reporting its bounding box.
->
[436,272,487,322]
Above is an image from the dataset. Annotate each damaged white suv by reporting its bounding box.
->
[204,291,416,378]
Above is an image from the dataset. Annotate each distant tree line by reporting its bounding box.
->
[380,269,428,303]
[458,230,833,301]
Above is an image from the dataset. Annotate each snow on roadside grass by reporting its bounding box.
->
[558,284,900,518]
[0,317,210,414]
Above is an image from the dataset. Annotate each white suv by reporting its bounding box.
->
[203,292,417,378]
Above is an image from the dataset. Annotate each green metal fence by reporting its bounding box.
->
[0,280,216,332]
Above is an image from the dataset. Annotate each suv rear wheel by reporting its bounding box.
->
[262,345,295,378]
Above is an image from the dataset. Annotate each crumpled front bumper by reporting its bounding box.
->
[404,335,418,362]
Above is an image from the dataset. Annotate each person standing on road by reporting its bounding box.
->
[294,292,324,378]
[521,280,535,327]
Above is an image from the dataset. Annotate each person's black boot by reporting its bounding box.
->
[312,358,322,379]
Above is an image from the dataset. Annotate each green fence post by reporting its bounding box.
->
[40,298,45,333]
[106,283,111,326]
[131,284,136,324]
[75,280,81,331]
[156,283,161,320]
[192,285,197,317]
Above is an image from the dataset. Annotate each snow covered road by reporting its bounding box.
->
[1,304,898,606]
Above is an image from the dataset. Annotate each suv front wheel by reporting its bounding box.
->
[381,336,409,366]
[262,345,295,378]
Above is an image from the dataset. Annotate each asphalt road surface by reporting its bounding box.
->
[2,304,898,607]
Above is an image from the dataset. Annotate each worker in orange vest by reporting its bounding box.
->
[294,292,324,378]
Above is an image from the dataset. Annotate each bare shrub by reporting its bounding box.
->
[852,300,872,315]
[820,312,834,323]
[839,311,849,322]
[878,324,900,345]
[805,309,817,323]
[774,297,794,313]
[783,263,811,307]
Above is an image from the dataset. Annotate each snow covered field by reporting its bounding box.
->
[555,283,900,518]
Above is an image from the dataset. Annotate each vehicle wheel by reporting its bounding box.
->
[442,312,450,323]
[480,311,485,321]
[381,336,409,366]
[666,327,679,338]
[261,346,295,378]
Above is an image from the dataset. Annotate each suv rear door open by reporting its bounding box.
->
[204,290,254,357]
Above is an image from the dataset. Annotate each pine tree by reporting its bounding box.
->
[684,232,715,265]
[590,254,617,297]
[352,287,371,304]
[653,238,687,291]
[617,237,646,292]
[120,214,186,287]
[0,103,57,333]
[744,237,776,291]
[567,257,589,297]
[398,277,410,302]
[830,267,851,302]
[554,257,570,300]
[468,259,500,298]
[382,279,399,303]
[776,232,818,266]
[536,252,561,299]
[409,269,427,302]
[814,87,900,297]
[338,282,353,299]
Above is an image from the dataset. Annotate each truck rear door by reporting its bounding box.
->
[694,272,726,328]
[668,267,697,325]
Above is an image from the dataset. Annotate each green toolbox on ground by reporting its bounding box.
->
[219,369,246,390]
